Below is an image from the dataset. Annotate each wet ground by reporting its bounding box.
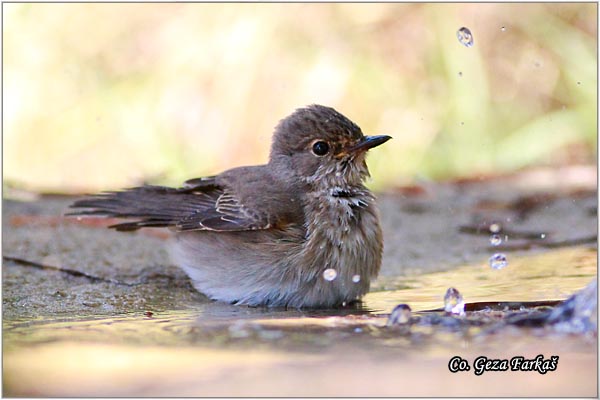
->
[2,165,598,396]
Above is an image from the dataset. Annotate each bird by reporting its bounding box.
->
[69,104,391,308]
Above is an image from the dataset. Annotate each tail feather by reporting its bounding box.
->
[68,185,216,231]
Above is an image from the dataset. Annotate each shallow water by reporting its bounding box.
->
[3,246,597,397]
[366,246,597,312]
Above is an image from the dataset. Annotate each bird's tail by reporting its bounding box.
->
[67,185,209,231]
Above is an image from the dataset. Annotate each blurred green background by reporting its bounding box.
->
[3,3,597,193]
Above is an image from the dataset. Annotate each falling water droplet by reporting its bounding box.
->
[489,253,508,270]
[387,304,412,326]
[458,71,463,77]
[540,233,546,239]
[501,26,506,32]
[456,27,474,47]
[352,274,361,283]
[489,223,501,233]
[490,234,502,246]
[323,268,337,281]
[444,287,465,315]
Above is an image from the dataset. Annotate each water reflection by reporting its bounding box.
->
[4,247,596,346]
[366,246,596,313]
[3,246,597,396]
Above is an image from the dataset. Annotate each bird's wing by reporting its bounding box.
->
[68,176,278,232]
[175,178,273,231]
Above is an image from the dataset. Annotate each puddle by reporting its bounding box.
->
[3,246,597,396]
[366,246,597,312]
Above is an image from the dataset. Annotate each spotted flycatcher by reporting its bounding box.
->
[70,104,391,308]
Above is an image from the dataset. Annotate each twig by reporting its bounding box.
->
[487,234,597,251]
[537,234,597,248]
[3,255,137,286]
[420,299,562,313]
[458,224,548,240]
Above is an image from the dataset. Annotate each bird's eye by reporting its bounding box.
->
[311,141,330,156]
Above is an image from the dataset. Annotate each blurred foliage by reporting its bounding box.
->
[3,3,597,193]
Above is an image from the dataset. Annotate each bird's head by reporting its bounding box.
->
[269,104,391,188]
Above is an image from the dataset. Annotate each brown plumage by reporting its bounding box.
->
[69,104,391,308]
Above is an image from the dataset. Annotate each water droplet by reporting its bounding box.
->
[458,71,463,77]
[352,274,361,283]
[387,304,412,326]
[501,26,506,32]
[323,268,337,281]
[489,253,508,270]
[444,287,465,315]
[489,223,501,233]
[456,27,474,47]
[489,234,502,246]
[354,327,363,333]
[577,81,581,85]
[540,233,546,239]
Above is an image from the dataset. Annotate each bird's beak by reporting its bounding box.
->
[348,135,392,153]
